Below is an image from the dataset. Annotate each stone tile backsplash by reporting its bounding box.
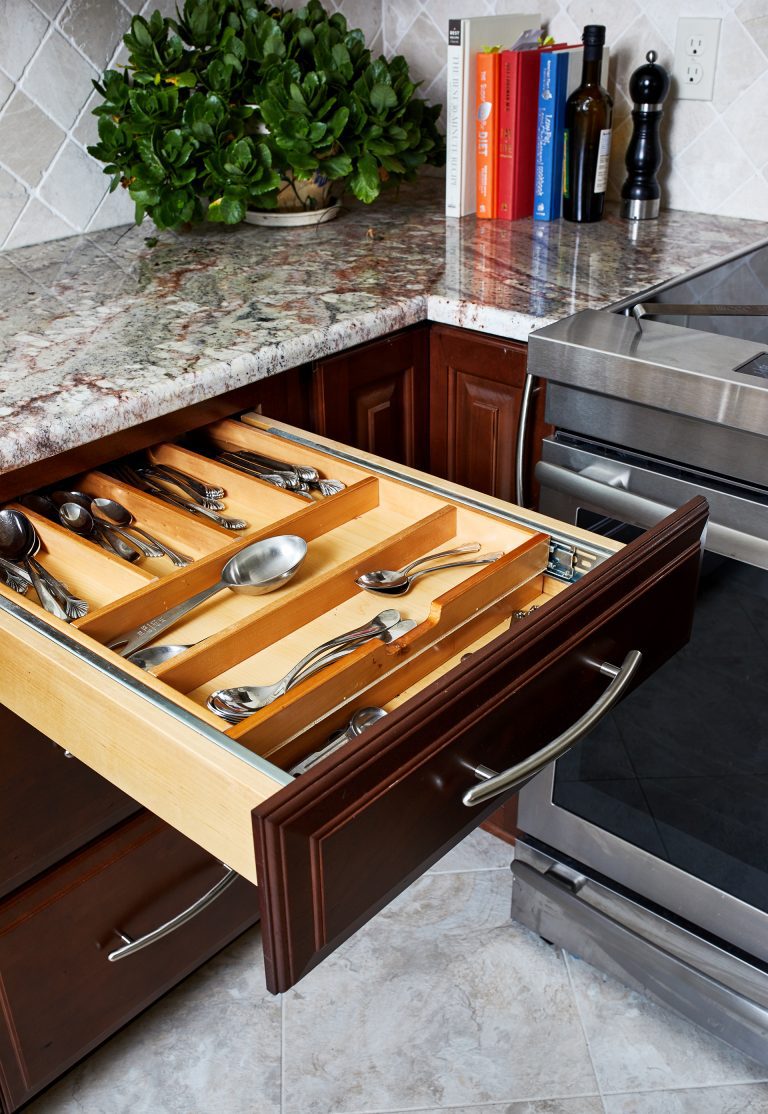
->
[0,0,766,249]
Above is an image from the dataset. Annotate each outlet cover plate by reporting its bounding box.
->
[673,17,721,100]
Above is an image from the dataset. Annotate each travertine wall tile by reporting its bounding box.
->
[0,0,766,250]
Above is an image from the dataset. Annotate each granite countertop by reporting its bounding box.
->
[2,180,767,477]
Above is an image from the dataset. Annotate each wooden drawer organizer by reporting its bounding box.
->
[3,415,553,777]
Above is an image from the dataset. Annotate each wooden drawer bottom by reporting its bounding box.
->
[0,814,259,1113]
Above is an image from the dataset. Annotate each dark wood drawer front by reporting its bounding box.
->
[254,498,708,992]
[0,814,258,1112]
[0,705,139,900]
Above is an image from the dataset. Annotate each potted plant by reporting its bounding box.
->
[88,0,445,229]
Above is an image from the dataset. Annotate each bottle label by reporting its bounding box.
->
[594,128,612,194]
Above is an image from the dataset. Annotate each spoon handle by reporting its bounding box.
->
[408,553,503,583]
[400,543,482,577]
[24,558,69,621]
[276,609,402,695]
[108,579,224,657]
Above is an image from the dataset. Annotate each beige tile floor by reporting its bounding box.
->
[27,832,768,1114]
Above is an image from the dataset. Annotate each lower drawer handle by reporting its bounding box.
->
[462,650,643,808]
[107,865,238,962]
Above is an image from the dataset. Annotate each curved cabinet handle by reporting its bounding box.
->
[462,650,643,808]
[514,372,535,507]
[107,864,238,962]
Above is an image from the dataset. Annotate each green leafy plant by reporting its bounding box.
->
[88,0,445,229]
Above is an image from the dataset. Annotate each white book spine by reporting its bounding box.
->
[445,19,464,218]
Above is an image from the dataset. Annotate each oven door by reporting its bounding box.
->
[520,432,768,964]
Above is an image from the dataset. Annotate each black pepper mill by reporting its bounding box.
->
[621,50,670,220]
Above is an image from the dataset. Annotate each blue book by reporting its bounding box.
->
[533,49,570,222]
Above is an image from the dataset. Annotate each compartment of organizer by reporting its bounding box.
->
[3,417,553,767]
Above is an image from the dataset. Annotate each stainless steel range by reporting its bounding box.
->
[514,238,768,1064]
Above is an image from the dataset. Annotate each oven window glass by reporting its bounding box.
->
[553,510,768,914]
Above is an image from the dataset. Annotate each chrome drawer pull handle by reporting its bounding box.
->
[107,865,238,962]
[462,650,643,808]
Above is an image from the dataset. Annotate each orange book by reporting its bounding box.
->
[475,51,500,219]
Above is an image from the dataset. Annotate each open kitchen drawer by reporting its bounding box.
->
[0,415,708,992]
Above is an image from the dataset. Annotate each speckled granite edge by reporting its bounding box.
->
[2,183,767,478]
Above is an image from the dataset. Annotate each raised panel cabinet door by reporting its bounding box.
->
[430,324,528,502]
[312,325,429,469]
[0,705,139,901]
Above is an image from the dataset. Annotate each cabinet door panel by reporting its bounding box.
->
[313,325,429,468]
[0,705,138,901]
[431,324,541,503]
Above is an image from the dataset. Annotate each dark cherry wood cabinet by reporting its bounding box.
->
[429,324,547,505]
[0,811,258,1112]
[0,322,558,1107]
[312,324,430,470]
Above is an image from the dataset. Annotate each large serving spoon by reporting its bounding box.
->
[358,553,503,596]
[0,509,71,620]
[106,534,308,659]
[207,609,401,720]
[355,543,482,591]
[91,497,190,567]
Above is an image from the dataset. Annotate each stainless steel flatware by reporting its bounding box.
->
[357,552,503,596]
[57,500,142,563]
[0,509,87,621]
[289,706,389,776]
[127,644,193,670]
[0,556,31,594]
[207,609,402,722]
[91,497,191,567]
[216,453,315,501]
[139,465,226,510]
[355,544,482,591]
[113,464,248,531]
[107,534,308,658]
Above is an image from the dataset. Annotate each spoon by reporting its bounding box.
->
[0,556,31,594]
[91,497,190,567]
[58,501,141,563]
[358,553,503,596]
[0,509,70,620]
[207,609,401,721]
[106,534,308,659]
[355,543,482,591]
[288,706,389,776]
[127,644,193,670]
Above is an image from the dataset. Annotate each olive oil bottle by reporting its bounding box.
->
[563,25,613,223]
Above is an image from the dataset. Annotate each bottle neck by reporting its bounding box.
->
[581,47,603,86]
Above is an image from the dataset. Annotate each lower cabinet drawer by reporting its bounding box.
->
[0,416,708,997]
[0,813,259,1112]
[0,705,138,900]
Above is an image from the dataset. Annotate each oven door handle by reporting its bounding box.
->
[462,650,643,807]
[535,460,768,567]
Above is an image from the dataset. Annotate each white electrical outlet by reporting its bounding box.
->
[673,17,721,101]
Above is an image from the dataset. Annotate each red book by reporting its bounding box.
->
[497,48,544,221]
[475,51,500,219]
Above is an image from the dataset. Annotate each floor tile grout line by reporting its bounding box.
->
[601,1077,768,1096]
[326,1090,608,1114]
[562,949,610,1114]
